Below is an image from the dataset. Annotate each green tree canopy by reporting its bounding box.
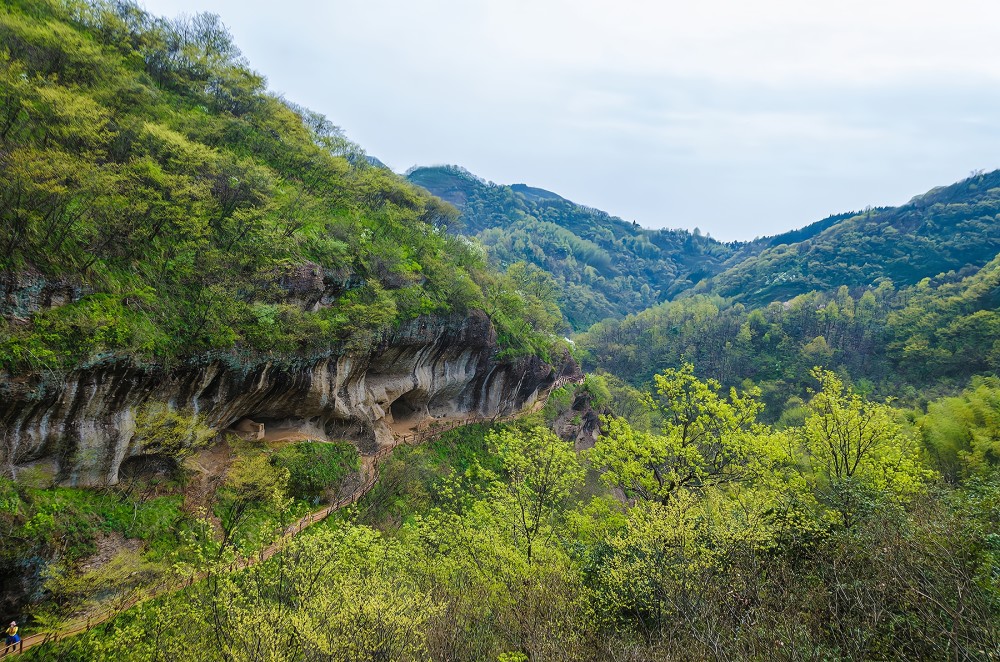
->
[486,426,584,563]
[591,364,770,504]
[800,367,933,527]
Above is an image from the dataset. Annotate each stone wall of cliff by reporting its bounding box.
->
[0,310,578,485]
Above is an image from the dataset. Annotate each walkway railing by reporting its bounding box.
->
[3,412,519,656]
[395,414,502,446]
[0,640,23,658]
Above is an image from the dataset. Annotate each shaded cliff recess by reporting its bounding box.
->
[0,0,574,487]
[1,311,579,486]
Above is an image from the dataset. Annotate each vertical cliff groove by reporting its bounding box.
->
[0,311,578,485]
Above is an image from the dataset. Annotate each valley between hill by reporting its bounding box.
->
[2,1,999,660]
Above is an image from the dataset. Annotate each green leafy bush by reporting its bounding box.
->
[271,441,359,502]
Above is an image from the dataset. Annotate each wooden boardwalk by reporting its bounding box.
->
[2,414,506,657]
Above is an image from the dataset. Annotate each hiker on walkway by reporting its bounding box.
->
[4,621,20,653]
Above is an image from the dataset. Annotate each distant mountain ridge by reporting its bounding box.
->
[409,165,1000,326]
[509,183,567,203]
[406,165,735,329]
[699,171,1000,305]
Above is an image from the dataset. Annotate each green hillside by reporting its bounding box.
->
[0,0,560,375]
[578,250,1000,418]
[408,165,1000,331]
[699,171,1000,304]
[407,165,736,329]
[4,1,1000,659]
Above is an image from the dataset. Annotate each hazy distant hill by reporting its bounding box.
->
[407,165,736,328]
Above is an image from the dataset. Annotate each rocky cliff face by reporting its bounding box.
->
[0,310,578,485]
[552,391,604,451]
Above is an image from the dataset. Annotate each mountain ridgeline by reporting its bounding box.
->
[3,0,1000,659]
[406,165,734,328]
[701,171,1000,305]
[409,165,1000,333]
[579,252,1000,417]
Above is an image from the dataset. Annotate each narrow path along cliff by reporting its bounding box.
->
[2,311,576,486]
[3,413,518,657]
[0,309,581,657]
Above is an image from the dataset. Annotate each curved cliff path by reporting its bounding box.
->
[6,414,505,657]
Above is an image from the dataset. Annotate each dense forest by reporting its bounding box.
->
[579,253,1000,414]
[409,165,1000,331]
[698,172,1000,305]
[407,165,734,329]
[2,0,1000,660]
[20,373,1000,660]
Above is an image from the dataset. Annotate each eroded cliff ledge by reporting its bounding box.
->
[0,311,579,485]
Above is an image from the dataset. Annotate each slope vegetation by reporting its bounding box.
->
[0,1,561,377]
[407,165,735,329]
[700,171,1000,304]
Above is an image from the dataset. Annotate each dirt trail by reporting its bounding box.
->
[262,427,326,444]
[4,364,587,657]
[7,415,492,657]
[183,441,232,530]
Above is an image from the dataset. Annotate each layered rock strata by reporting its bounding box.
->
[1,311,578,485]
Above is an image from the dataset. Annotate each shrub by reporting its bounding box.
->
[271,441,359,502]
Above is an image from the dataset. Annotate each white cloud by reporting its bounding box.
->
[138,0,1000,239]
[479,0,1000,83]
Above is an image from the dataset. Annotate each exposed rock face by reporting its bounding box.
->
[1,270,89,321]
[0,311,578,485]
[276,262,359,312]
[553,391,605,451]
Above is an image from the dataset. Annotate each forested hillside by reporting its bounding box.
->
[4,1,1000,660]
[0,0,568,648]
[407,165,735,328]
[0,0,561,377]
[579,254,1000,414]
[698,171,1000,304]
[25,373,1000,661]
[409,164,1000,331]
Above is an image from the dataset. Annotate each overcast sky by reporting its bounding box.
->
[141,0,1000,241]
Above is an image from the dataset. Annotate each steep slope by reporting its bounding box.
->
[407,165,738,329]
[697,172,1000,304]
[0,0,571,483]
[2,311,575,485]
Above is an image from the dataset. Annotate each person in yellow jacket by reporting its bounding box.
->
[4,621,20,652]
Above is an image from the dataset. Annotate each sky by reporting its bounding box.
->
[141,0,1000,241]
